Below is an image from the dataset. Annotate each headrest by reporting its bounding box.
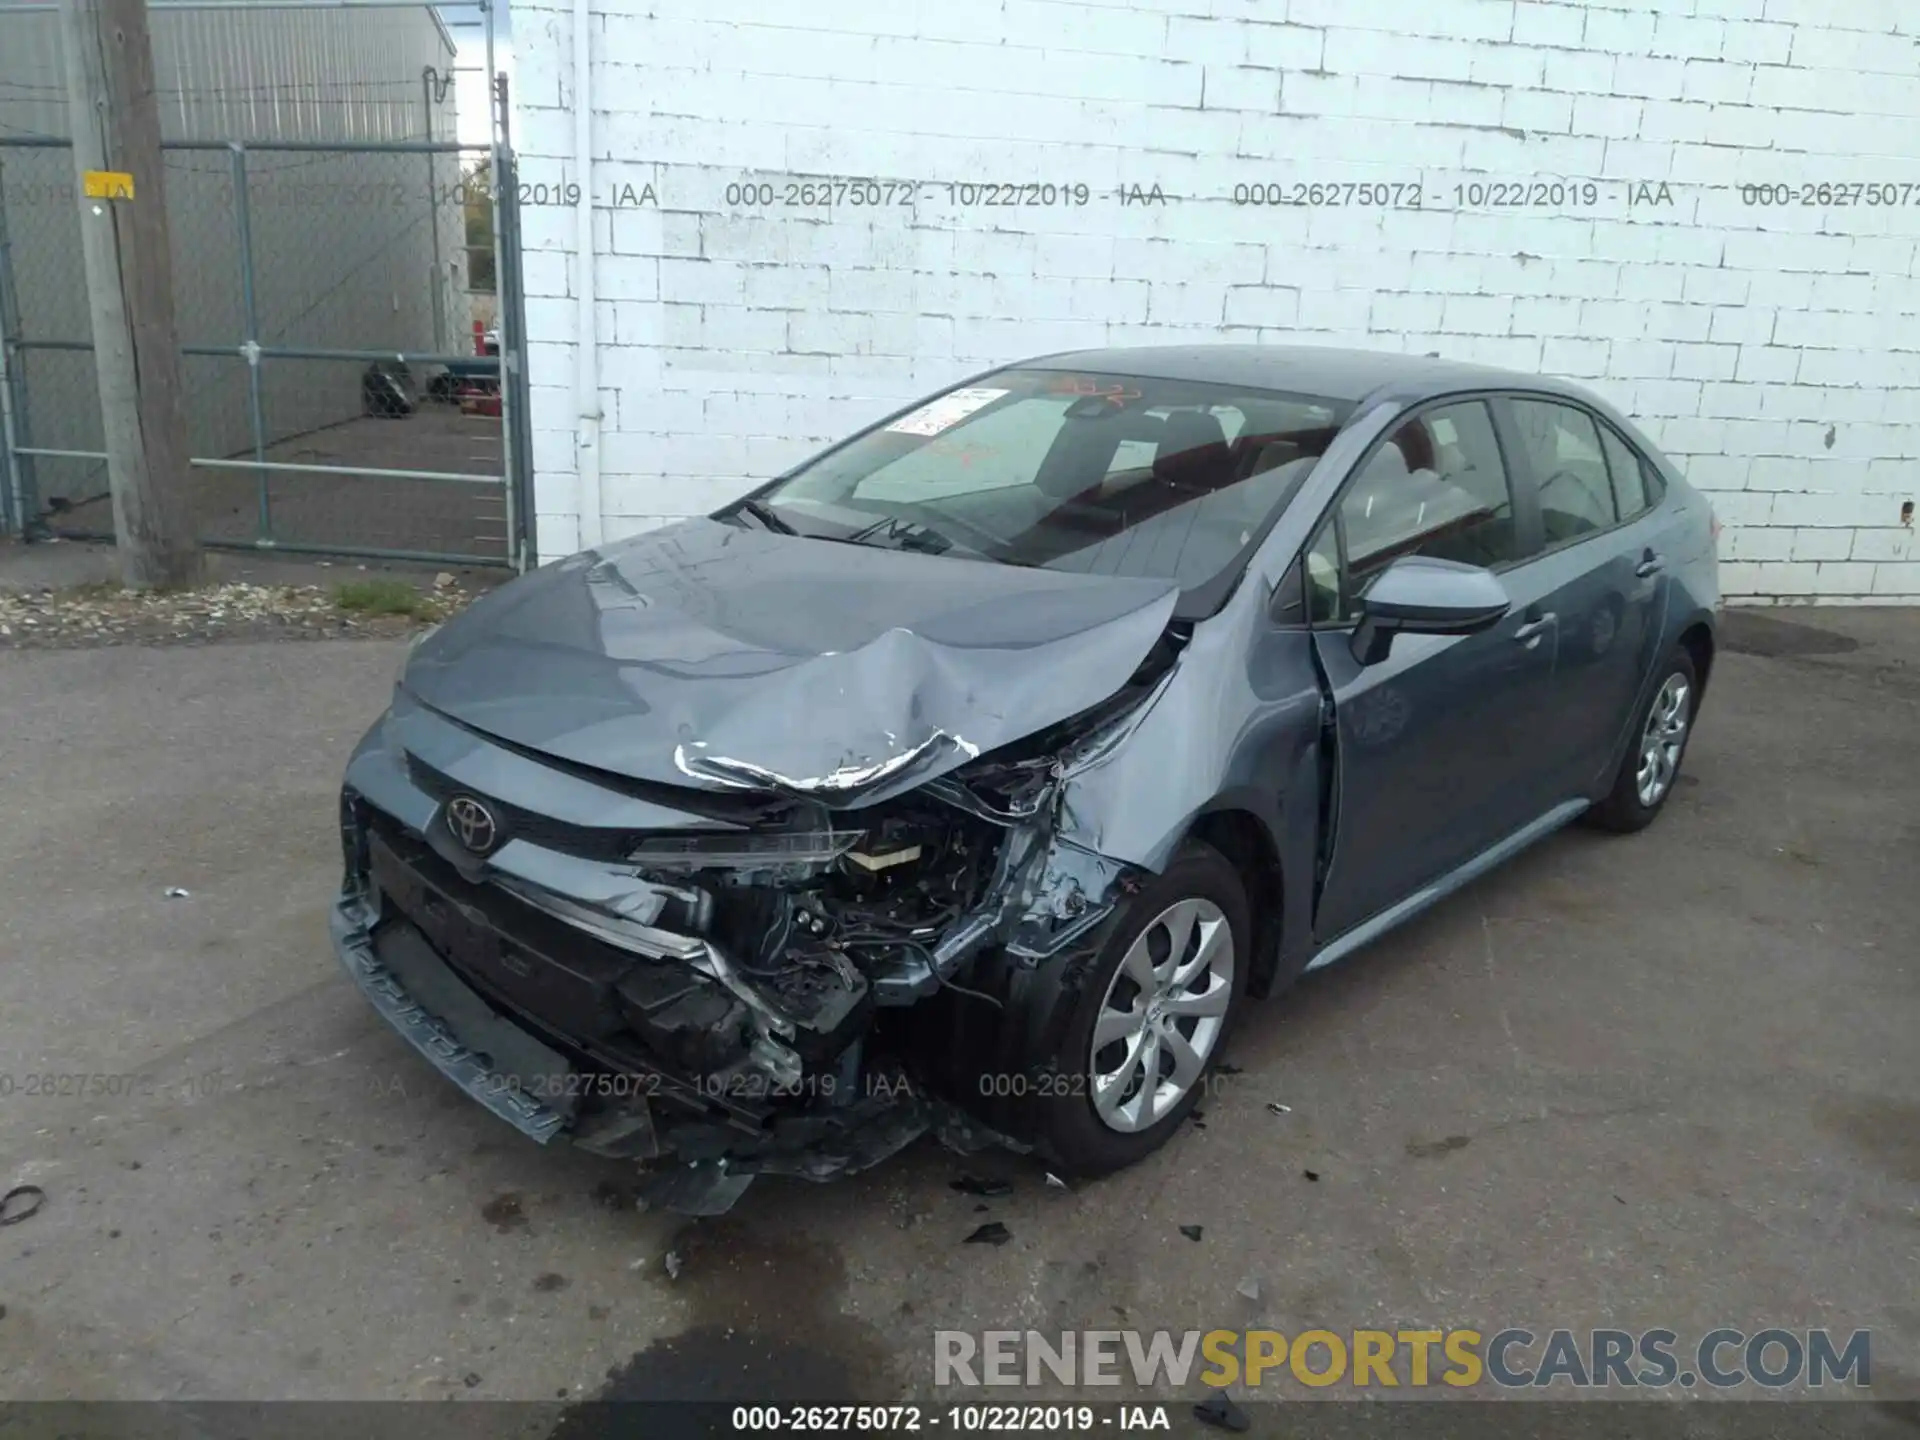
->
[1153,410,1231,487]
[1388,420,1435,473]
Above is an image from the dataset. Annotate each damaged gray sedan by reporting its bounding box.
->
[332,345,1719,1212]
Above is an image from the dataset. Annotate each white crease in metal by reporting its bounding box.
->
[671,730,982,796]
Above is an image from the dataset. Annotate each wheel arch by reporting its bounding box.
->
[1182,799,1286,997]
[1677,617,1715,703]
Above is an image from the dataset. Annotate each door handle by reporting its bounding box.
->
[1513,613,1555,645]
[1635,553,1665,578]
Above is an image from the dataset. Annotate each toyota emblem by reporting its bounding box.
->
[445,795,500,854]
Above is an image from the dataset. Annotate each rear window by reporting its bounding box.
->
[1509,397,1619,546]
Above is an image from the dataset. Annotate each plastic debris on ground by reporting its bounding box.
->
[1266,1102,1291,1115]
[1236,1276,1261,1302]
[1193,1392,1251,1432]
[663,1250,684,1279]
[1179,1224,1204,1242]
[163,887,191,899]
[949,1174,1013,1199]
[964,1221,1011,1247]
[1,1185,46,1226]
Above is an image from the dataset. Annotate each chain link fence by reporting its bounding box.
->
[0,1,527,567]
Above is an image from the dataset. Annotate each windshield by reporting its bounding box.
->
[722,368,1355,609]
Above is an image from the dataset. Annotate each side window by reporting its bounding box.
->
[1335,399,1519,607]
[1599,423,1651,519]
[1510,399,1617,546]
[1269,552,1308,626]
[1304,522,1342,623]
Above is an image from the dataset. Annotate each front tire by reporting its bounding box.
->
[1020,841,1250,1177]
[1586,646,1698,833]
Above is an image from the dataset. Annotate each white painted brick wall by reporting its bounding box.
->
[512,0,1920,602]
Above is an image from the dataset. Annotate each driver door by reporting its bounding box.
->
[1305,397,1559,942]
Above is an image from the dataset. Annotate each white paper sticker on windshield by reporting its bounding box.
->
[885,387,1011,437]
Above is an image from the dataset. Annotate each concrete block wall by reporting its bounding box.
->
[511,0,1920,602]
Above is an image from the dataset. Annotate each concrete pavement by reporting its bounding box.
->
[1,610,1916,1415]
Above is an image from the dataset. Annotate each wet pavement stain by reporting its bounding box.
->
[547,1217,898,1435]
[1721,611,1861,659]
[480,1192,528,1232]
[590,1178,642,1212]
[1406,1134,1471,1159]
[1815,1094,1920,1185]
[1531,877,1615,919]
[1868,1374,1920,1427]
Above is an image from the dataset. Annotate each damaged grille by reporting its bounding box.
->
[356,768,1011,1081]
[366,814,683,1037]
[406,754,743,864]
[337,674,1171,1197]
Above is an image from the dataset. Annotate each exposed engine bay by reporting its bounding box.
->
[335,625,1186,1214]
[613,799,1003,1084]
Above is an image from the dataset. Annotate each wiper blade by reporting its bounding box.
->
[828,513,1030,566]
[840,515,954,554]
[885,528,957,557]
[726,498,796,534]
[844,513,918,545]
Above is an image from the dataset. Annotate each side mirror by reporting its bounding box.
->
[1350,556,1511,665]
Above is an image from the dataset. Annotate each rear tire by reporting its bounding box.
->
[1014,841,1251,1177]
[1586,646,1698,833]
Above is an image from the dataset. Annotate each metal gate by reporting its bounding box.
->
[0,0,531,569]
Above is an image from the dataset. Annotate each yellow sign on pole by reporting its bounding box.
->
[83,170,135,199]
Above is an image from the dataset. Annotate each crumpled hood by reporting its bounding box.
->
[403,518,1180,806]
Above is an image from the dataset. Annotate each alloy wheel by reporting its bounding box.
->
[1089,897,1234,1134]
[1636,672,1692,807]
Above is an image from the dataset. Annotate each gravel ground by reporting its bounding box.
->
[0,578,472,649]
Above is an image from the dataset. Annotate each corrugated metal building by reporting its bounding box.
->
[0,3,467,504]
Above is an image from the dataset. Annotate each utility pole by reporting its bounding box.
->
[59,0,203,588]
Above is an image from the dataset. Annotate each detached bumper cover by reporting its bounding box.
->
[327,684,1123,1203]
[329,891,569,1145]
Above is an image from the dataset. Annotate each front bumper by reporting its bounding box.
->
[331,862,988,1212]
[329,890,570,1146]
[327,690,1113,1207]
[332,883,777,1213]
[329,704,954,1206]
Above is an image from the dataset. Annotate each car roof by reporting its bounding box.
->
[1024,343,1596,410]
